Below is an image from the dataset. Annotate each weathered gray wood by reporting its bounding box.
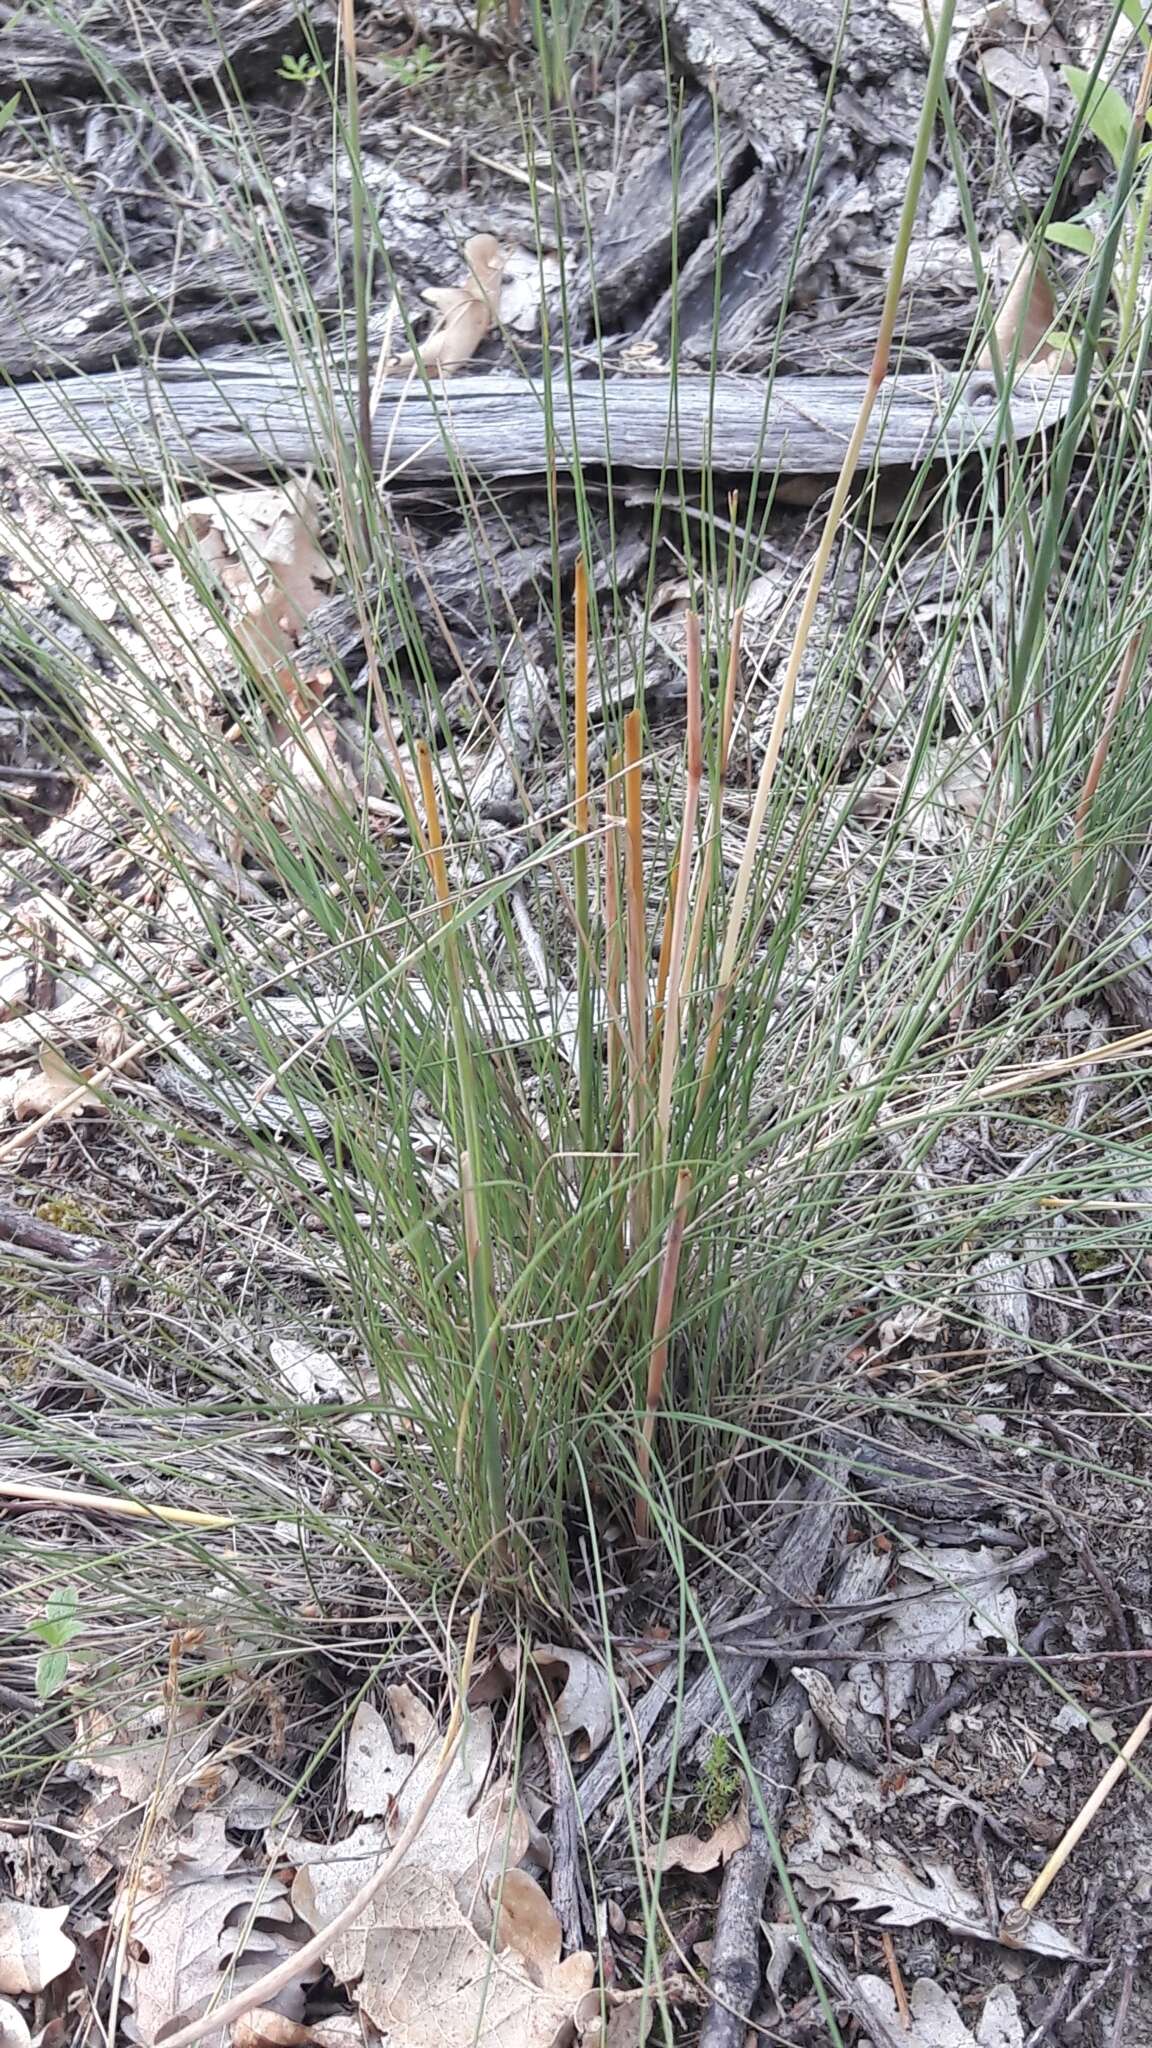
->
[574,93,752,328]
[0,180,95,265]
[0,360,1074,483]
[0,256,286,385]
[644,0,920,166]
[0,0,335,98]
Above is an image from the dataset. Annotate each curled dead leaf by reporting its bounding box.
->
[232,2012,315,2047]
[976,235,1074,377]
[176,480,333,678]
[396,235,505,376]
[646,1798,749,1875]
[10,1042,104,1126]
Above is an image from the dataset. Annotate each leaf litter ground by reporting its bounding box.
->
[2,0,1152,2044]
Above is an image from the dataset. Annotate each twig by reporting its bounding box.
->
[158,1609,482,2048]
[536,1692,585,1955]
[1107,1957,1136,2048]
[0,1202,121,1267]
[1024,1875,1104,2048]
[879,1930,911,2031]
[1004,1698,1152,1933]
[696,1506,870,2048]
[0,1480,232,1529]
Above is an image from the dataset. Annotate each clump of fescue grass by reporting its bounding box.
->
[1,0,1151,1869]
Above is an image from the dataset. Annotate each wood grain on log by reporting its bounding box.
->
[0,361,1074,483]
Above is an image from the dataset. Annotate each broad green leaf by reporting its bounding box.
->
[45,1585,78,1627]
[29,1586,79,1647]
[1045,220,1097,254]
[35,1648,70,1699]
[0,94,19,134]
[1063,66,1132,170]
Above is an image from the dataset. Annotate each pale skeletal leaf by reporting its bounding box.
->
[855,1974,977,2048]
[0,1996,31,2048]
[876,1544,1019,1715]
[120,1812,313,2047]
[525,1645,614,1760]
[790,1842,1079,1958]
[292,1693,528,1975]
[354,1864,593,2048]
[0,1902,75,1995]
[177,480,333,676]
[978,1986,1025,2047]
[75,1701,226,1818]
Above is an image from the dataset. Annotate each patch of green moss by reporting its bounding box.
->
[697,1734,741,1829]
[35,1196,89,1232]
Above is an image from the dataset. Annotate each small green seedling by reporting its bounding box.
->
[28,1585,80,1700]
[0,94,20,134]
[377,44,443,89]
[277,51,323,85]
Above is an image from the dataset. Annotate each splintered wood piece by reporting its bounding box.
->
[0,365,1074,483]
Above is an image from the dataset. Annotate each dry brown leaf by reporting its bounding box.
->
[0,1997,31,2048]
[399,235,505,376]
[976,236,1074,375]
[232,2013,315,2047]
[646,1799,749,1876]
[75,1701,227,1819]
[0,1902,75,1996]
[120,1812,314,2047]
[354,1864,593,2048]
[292,1691,533,1975]
[9,1042,104,1126]
[601,1995,654,2048]
[488,1869,563,1974]
[177,481,333,676]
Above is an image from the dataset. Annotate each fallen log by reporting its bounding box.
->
[0,359,1073,483]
